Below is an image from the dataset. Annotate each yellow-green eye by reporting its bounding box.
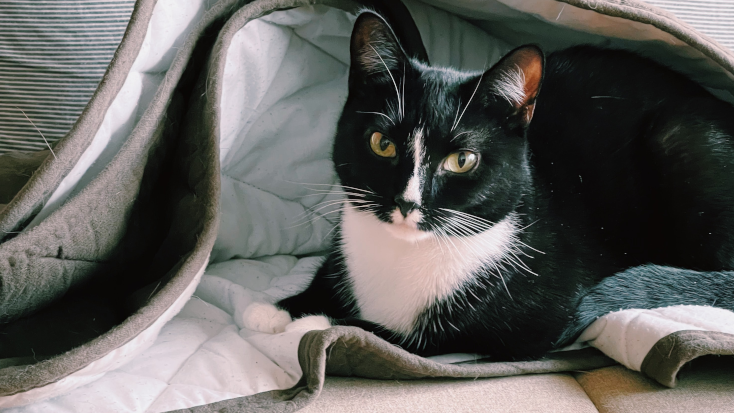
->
[370,132,396,158]
[443,151,478,173]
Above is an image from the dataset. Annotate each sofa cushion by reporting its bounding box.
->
[574,357,734,413]
[301,375,599,413]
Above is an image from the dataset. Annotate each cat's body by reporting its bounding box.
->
[271,13,734,359]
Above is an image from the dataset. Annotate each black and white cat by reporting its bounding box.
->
[244,12,734,360]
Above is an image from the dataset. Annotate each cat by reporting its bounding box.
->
[244,11,734,360]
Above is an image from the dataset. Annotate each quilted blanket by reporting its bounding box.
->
[2,0,734,412]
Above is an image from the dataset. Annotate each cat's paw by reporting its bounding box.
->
[284,315,332,332]
[242,302,292,334]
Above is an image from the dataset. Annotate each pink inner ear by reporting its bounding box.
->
[488,46,543,124]
[494,47,543,109]
[517,50,543,123]
[517,49,543,105]
[352,16,381,53]
[350,13,403,75]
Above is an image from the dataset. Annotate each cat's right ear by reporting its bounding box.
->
[350,12,408,79]
[483,45,545,127]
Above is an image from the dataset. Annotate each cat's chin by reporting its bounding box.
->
[384,209,433,242]
[384,223,433,242]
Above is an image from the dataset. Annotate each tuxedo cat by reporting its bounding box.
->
[244,12,734,360]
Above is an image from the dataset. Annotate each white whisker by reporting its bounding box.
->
[487,261,513,299]
[436,212,492,234]
[369,44,403,121]
[402,62,406,119]
[452,73,484,132]
[516,240,546,255]
[287,180,378,196]
[439,208,496,227]
[18,107,56,159]
[356,110,395,125]
[299,191,366,198]
[519,219,541,231]
[452,98,461,132]
[450,131,473,142]
[507,250,538,276]
[285,209,343,230]
[292,198,371,223]
[498,270,512,298]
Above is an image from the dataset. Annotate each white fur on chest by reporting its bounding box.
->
[340,207,519,334]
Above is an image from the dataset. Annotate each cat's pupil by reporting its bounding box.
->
[458,152,466,168]
[380,138,390,151]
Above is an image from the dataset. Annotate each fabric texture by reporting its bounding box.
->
[3,0,734,412]
[0,0,149,237]
[557,0,734,84]
[0,150,48,207]
[0,0,234,402]
[641,330,734,388]
[300,375,599,413]
[0,261,207,409]
[576,305,734,378]
[0,0,157,325]
[575,357,734,413]
[0,0,136,154]
[645,0,734,51]
[171,329,613,413]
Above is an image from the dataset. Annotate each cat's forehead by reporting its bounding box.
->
[416,63,478,85]
[405,61,483,136]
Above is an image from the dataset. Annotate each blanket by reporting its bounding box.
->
[3,1,734,412]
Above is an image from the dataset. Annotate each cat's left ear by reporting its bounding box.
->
[483,45,544,126]
[350,12,408,79]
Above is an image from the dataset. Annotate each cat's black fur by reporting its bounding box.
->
[278,12,734,359]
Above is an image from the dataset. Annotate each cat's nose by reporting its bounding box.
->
[394,196,418,217]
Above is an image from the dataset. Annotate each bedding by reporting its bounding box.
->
[645,0,734,51]
[0,0,136,154]
[2,0,734,412]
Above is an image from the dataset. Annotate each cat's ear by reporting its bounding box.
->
[484,45,544,126]
[350,12,408,78]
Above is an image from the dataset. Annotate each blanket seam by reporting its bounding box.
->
[221,173,340,254]
[221,173,340,226]
[258,18,351,66]
[143,320,231,411]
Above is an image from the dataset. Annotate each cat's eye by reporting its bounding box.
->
[370,132,396,158]
[443,151,478,173]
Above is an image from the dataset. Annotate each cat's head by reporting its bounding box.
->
[333,12,544,241]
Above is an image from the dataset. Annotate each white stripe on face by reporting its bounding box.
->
[402,127,425,205]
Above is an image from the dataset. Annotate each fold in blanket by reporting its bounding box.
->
[172,328,615,413]
[579,305,734,387]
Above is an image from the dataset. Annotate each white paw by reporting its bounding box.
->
[242,302,292,333]
[285,315,332,332]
